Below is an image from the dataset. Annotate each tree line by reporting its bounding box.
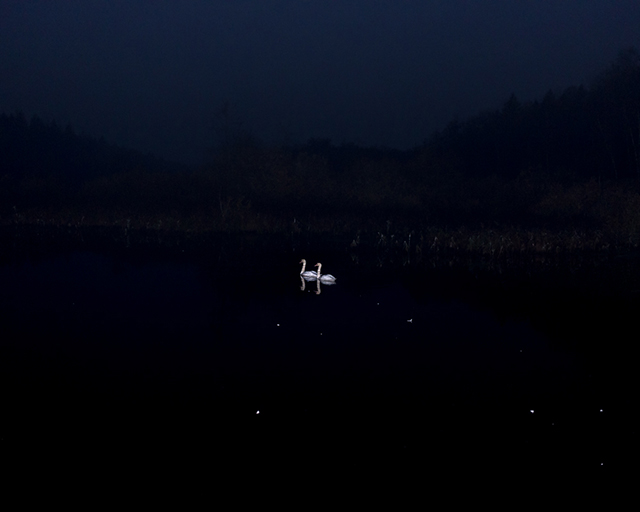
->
[1,48,640,241]
[421,47,639,182]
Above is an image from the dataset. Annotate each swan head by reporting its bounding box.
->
[299,259,306,264]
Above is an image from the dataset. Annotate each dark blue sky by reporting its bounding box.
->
[2,0,639,165]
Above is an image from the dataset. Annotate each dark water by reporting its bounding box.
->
[0,230,635,476]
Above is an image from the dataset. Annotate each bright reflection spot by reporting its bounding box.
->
[530,410,534,413]
[256,411,260,414]
[277,324,280,327]
[407,319,412,323]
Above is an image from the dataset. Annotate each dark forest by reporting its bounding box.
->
[2,49,639,254]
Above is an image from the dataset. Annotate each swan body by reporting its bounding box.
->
[299,259,318,278]
[314,263,336,283]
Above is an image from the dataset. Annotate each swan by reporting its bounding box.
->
[299,259,318,278]
[314,263,336,283]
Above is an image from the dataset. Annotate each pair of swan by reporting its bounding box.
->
[299,259,337,283]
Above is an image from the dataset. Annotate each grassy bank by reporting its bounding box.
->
[2,172,639,256]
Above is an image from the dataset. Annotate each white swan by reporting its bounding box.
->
[314,263,336,283]
[299,259,318,278]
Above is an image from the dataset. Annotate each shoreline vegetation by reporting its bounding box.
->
[2,168,638,257]
[2,49,640,257]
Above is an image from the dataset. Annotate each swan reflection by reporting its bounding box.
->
[311,275,336,295]
[300,274,316,291]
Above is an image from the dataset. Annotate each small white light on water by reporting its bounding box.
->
[277,324,280,327]
[530,410,534,413]
[256,411,260,414]
[407,319,412,323]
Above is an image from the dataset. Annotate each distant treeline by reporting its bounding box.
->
[426,48,640,182]
[0,113,190,182]
[1,49,640,246]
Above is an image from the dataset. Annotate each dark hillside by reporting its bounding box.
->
[2,49,640,250]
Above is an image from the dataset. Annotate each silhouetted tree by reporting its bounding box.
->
[591,48,640,179]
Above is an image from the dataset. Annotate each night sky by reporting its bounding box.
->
[2,1,639,165]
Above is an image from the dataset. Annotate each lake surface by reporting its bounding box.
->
[0,228,635,475]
